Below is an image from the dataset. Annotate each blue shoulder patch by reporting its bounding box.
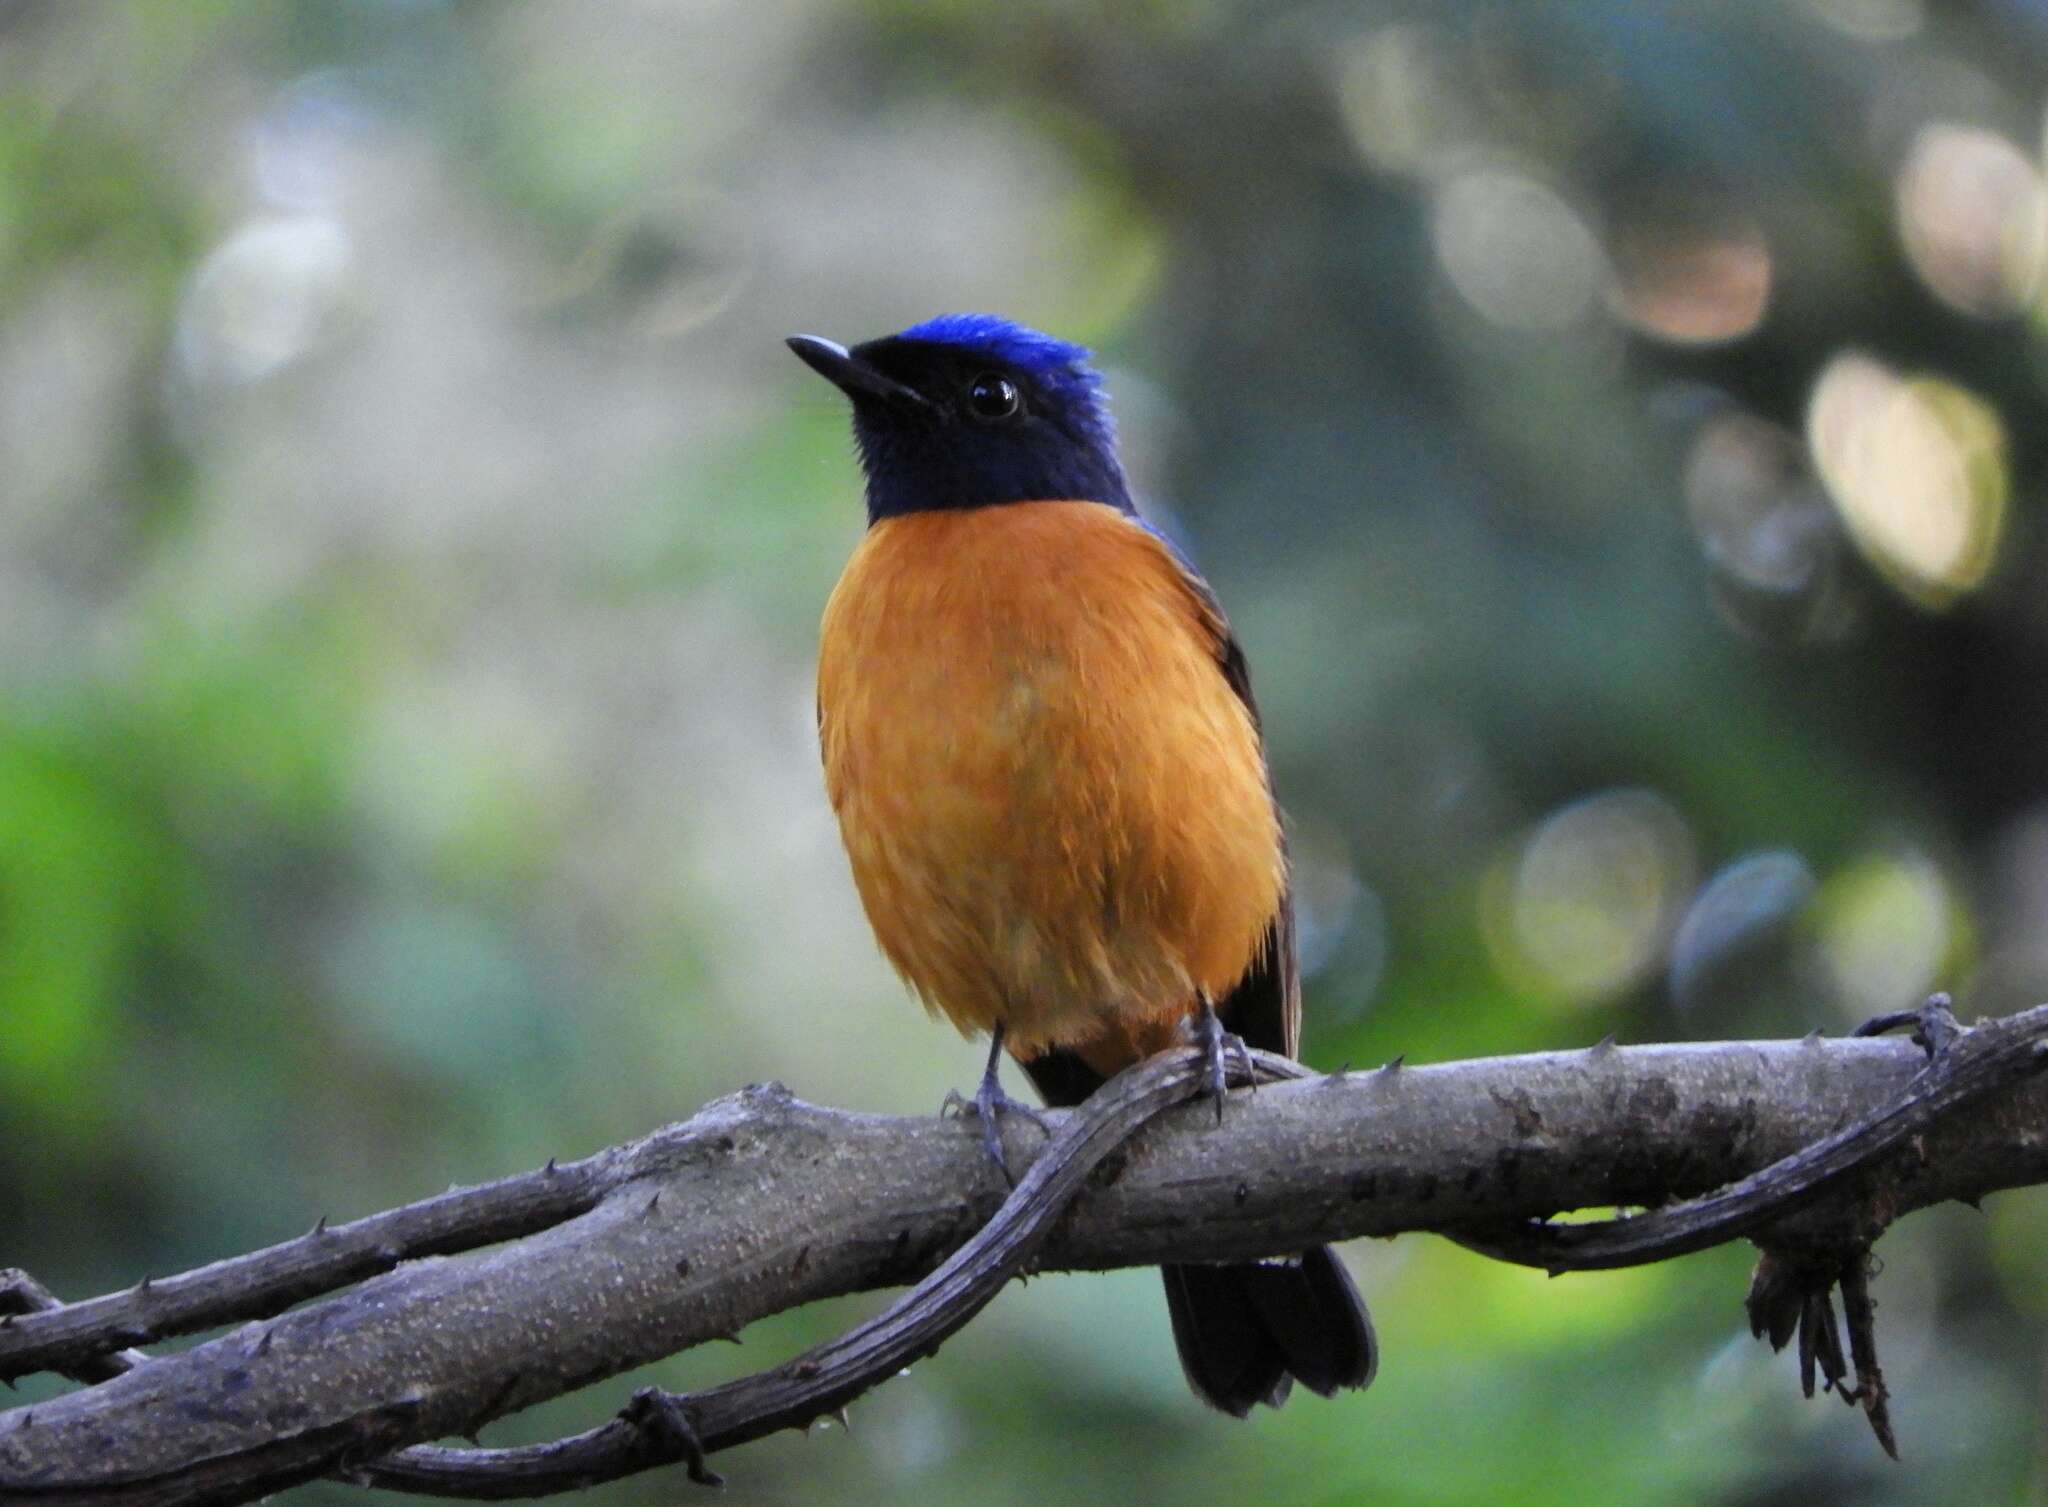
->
[895,313,1094,380]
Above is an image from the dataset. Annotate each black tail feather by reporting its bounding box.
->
[1162,1263,1291,1418]
[1162,1247,1376,1415]
[1241,1245,1378,1396]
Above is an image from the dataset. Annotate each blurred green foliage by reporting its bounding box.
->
[3,0,2046,1502]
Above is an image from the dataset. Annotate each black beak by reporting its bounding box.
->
[786,335,933,412]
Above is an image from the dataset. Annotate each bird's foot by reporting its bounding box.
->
[1190,996,1252,1124]
[943,1028,1051,1184]
[961,1074,1052,1185]
[1852,992,1963,1065]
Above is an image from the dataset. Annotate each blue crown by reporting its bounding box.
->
[897,313,1096,382]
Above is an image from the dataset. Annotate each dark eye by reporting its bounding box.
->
[967,373,1020,420]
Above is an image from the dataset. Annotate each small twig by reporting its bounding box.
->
[1837,1256,1896,1458]
[0,1276,144,1387]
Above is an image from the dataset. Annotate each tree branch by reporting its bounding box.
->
[1,1160,614,1387]
[0,1275,145,1388]
[1447,998,2046,1270]
[351,1044,1214,1500]
[5,1007,2048,1505]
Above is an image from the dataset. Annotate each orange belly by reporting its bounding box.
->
[817,501,1284,1063]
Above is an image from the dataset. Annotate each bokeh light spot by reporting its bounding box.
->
[1806,353,2008,608]
[1334,25,1474,180]
[176,215,354,384]
[1684,410,1848,644]
[1483,790,1697,1006]
[1668,850,1817,1010]
[1610,207,1771,345]
[1895,123,2048,318]
[1432,171,1609,333]
[1811,849,1961,1018]
[250,70,381,212]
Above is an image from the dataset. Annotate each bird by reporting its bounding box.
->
[790,312,1376,1416]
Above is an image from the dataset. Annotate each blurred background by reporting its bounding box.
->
[3,0,2047,1502]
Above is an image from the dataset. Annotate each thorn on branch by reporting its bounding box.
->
[1588,1032,1617,1057]
[473,1369,523,1435]
[1376,1055,1404,1079]
[308,1215,329,1239]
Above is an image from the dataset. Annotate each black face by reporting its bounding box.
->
[787,328,1132,524]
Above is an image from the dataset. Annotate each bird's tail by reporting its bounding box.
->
[1160,1246,1377,1416]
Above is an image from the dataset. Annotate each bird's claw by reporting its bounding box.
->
[952,1043,1051,1185]
[1191,998,1249,1124]
[967,1079,1051,1184]
[1228,1031,1257,1093]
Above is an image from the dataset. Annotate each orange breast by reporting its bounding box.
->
[816,501,1284,1062]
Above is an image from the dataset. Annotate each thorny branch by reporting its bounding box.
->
[1445,1001,2006,1273]
[1448,997,2017,1456]
[4,1003,2048,1506]
[4,1159,613,1388]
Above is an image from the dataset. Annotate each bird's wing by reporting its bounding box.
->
[1161,544,1301,1062]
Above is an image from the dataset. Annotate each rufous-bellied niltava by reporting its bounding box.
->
[789,314,1376,1416]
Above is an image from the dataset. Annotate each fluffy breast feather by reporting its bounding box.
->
[816,500,1283,1059]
